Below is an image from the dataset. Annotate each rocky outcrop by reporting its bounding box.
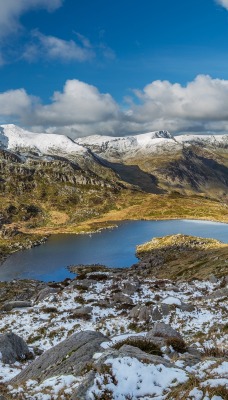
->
[134,234,228,280]
[147,323,183,340]
[11,330,109,384]
[0,332,31,364]
[1,301,32,312]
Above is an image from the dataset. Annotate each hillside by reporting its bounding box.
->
[0,125,227,245]
[135,234,228,280]
[0,235,227,399]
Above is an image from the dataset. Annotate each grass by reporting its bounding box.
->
[113,337,162,356]
[200,344,228,358]
[165,337,188,353]
[135,233,228,280]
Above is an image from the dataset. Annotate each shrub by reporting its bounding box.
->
[200,345,227,358]
[113,337,162,356]
[165,337,187,353]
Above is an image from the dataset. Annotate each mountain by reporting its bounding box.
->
[1,124,228,198]
[76,130,228,198]
[0,124,227,235]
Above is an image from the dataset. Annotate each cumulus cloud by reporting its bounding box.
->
[23,31,95,62]
[216,0,228,10]
[1,75,228,137]
[28,80,120,128]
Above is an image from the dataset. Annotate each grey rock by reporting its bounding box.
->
[118,344,172,366]
[95,344,172,370]
[112,292,133,304]
[138,306,151,322]
[206,287,228,299]
[179,303,195,312]
[70,279,96,290]
[160,303,173,316]
[122,281,140,296]
[11,330,109,384]
[35,287,59,303]
[0,332,30,364]
[71,371,96,400]
[147,323,182,340]
[2,301,32,312]
[208,275,218,284]
[129,305,140,319]
[206,287,228,300]
[178,352,202,367]
[71,306,93,318]
[151,306,163,321]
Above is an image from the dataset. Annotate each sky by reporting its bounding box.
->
[1,0,228,137]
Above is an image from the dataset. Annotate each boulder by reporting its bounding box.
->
[112,292,133,304]
[70,306,93,319]
[70,279,96,290]
[11,330,109,384]
[147,323,182,340]
[178,303,195,312]
[206,287,228,300]
[122,281,140,296]
[2,301,32,312]
[0,332,30,364]
[35,287,59,303]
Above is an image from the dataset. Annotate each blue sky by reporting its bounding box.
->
[1,0,228,137]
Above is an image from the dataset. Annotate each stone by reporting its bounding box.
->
[208,275,218,284]
[147,323,182,340]
[138,306,151,322]
[160,303,173,316]
[179,303,195,312]
[71,371,96,400]
[35,287,59,302]
[206,287,228,300]
[112,292,133,304]
[11,330,109,384]
[122,281,140,296]
[0,332,31,364]
[151,306,163,321]
[71,306,93,319]
[70,279,96,290]
[129,305,140,319]
[2,301,32,312]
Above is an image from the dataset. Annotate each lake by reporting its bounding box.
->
[0,219,227,282]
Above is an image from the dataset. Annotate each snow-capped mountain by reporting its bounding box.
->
[75,131,179,161]
[0,124,227,199]
[0,125,227,162]
[0,124,87,158]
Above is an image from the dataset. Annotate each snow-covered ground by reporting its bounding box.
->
[0,274,227,399]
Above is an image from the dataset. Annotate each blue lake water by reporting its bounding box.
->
[0,219,227,282]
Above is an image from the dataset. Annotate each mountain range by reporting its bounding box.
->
[0,124,227,197]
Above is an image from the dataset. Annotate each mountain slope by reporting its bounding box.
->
[0,124,227,235]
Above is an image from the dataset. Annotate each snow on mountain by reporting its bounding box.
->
[176,134,228,147]
[0,125,227,162]
[75,130,180,160]
[0,124,87,157]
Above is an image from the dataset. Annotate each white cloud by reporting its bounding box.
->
[23,31,95,62]
[216,0,228,10]
[0,0,63,39]
[1,75,228,137]
[29,80,120,128]
[0,88,34,125]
